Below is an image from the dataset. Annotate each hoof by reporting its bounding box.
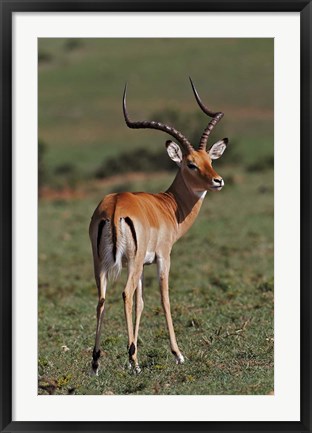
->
[134,365,142,374]
[175,353,185,365]
[92,347,101,376]
[128,361,142,374]
[91,366,99,376]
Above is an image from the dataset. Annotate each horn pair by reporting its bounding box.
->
[123,77,224,154]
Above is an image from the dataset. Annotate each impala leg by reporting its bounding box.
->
[157,255,184,365]
[91,270,107,375]
[123,264,143,372]
[133,273,144,372]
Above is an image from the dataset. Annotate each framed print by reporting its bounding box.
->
[1,1,311,432]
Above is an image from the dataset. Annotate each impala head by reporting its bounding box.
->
[166,139,227,192]
[123,77,228,192]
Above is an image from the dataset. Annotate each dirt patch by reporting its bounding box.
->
[39,171,170,202]
[39,186,86,201]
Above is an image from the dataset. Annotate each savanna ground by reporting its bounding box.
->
[38,38,274,395]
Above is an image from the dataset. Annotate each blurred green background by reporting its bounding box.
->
[38,38,274,396]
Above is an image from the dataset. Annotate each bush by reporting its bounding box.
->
[95,108,235,179]
[54,163,79,188]
[95,147,175,179]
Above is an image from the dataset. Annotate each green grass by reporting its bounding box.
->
[38,38,273,395]
[38,167,274,395]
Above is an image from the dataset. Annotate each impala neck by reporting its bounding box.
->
[166,169,206,239]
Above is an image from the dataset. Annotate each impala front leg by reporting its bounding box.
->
[157,255,184,365]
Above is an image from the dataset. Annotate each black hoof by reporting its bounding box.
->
[92,347,101,373]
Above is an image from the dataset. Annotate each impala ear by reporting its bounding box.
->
[208,138,228,160]
[166,140,183,166]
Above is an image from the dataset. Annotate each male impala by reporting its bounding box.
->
[90,78,228,374]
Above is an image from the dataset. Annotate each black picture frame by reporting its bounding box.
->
[1,1,311,432]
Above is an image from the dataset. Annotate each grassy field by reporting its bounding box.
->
[38,38,274,395]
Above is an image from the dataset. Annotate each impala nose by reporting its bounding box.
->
[213,178,224,187]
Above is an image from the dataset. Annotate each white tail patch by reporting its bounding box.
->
[98,218,130,282]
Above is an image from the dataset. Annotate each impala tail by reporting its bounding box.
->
[95,218,120,281]
[93,206,138,281]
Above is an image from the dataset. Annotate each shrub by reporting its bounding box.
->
[95,147,175,179]
[54,163,79,188]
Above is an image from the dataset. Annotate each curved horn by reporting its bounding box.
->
[189,77,224,151]
[123,83,193,154]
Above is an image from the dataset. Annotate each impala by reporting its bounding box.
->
[89,78,228,374]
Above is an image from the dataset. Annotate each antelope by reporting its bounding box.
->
[89,78,228,374]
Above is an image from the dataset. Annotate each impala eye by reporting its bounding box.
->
[187,162,198,170]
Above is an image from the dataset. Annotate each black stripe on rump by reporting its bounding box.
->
[124,217,137,254]
[112,215,117,262]
[97,220,106,257]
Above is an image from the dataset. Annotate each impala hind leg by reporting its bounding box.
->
[157,255,184,365]
[133,273,144,373]
[122,264,143,372]
[91,270,107,375]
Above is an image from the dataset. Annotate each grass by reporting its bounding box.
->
[38,38,274,395]
[38,167,274,395]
